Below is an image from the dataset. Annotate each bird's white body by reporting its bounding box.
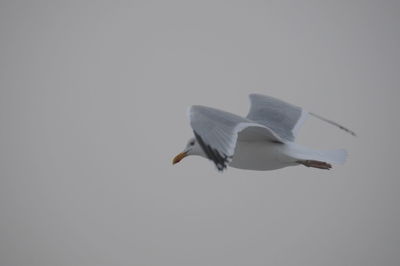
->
[229,140,347,171]
[229,141,297,170]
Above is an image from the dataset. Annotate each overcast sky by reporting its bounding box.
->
[1,1,399,266]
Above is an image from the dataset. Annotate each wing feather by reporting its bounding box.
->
[246,94,308,141]
[246,94,356,139]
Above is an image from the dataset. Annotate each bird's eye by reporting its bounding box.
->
[189,140,195,146]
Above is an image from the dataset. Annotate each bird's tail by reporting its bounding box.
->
[313,149,348,165]
[286,143,348,165]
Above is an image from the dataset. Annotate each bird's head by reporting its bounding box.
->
[172,137,204,165]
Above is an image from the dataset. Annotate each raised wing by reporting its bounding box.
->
[246,94,309,141]
[189,105,283,171]
[247,94,356,138]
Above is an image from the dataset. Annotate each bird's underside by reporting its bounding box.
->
[228,140,335,171]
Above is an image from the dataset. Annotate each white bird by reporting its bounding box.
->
[173,94,355,172]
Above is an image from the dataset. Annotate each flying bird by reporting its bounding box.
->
[173,94,355,172]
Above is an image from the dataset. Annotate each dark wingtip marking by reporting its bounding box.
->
[194,131,230,171]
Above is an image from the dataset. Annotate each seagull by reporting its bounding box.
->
[172,94,355,172]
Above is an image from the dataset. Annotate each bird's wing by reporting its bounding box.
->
[189,105,284,171]
[246,94,357,138]
[246,94,309,141]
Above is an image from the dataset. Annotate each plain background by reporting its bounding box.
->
[1,1,399,265]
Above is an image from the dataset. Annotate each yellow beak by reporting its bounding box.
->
[172,152,188,165]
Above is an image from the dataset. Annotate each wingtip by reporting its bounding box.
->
[248,93,264,101]
[186,105,199,120]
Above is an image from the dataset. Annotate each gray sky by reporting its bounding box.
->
[1,1,399,265]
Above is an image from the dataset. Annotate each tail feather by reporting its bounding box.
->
[316,149,347,165]
[286,143,348,165]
